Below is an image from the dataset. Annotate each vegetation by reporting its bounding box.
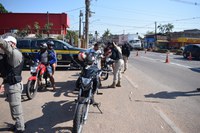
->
[0,3,8,13]
[157,23,174,34]
[102,29,112,42]
[17,25,31,37]
[44,23,53,37]
[65,30,79,46]
[34,22,42,38]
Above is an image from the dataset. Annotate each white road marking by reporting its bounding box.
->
[123,74,138,89]
[141,56,193,69]
[154,107,183,133]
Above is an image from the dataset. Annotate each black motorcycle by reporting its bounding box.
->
[73,63,103,133]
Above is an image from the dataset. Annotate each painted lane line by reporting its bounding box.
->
[154,107,183,133]
[141,56,193,69]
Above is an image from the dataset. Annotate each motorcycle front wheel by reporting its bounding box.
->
[26,80,38,100]
[73,103,87,133]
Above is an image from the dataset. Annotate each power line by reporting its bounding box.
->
[66,7,85,12]
[158,16,200,23]
[170,0,200,6]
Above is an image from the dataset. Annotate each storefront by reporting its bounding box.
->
[170,37,200,48]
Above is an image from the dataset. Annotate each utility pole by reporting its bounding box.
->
[82,21,85,39]
[155,21,157,47]
[79,10,83,38]
[85,0,90,48]
[47,11,49,37]
[78,10,83,48]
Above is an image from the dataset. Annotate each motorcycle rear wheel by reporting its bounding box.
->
[73,103,87,133]
[26,80,38,100]
[100,71,109,81]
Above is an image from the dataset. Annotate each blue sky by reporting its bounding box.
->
[0,0,199,36]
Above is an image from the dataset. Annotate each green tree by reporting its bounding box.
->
[102,29,112,42]
[0,3,8,13]
[34,22,42,38]
[44,23,53,37]
[146,31,155,35]
[17,25,31,37]
[65,30,79,46]
[157,23,174,34]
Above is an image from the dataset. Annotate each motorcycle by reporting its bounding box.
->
[73,63,103,133]
[100,57,114,81]
[26,61,49,100]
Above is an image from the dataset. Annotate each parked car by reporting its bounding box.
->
[183,44,200,59]
[17,38,86,68]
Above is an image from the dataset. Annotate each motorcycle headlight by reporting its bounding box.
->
[81,77,92,87]
[30,66,37,73]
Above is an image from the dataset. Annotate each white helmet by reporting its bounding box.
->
[78,52,87,61]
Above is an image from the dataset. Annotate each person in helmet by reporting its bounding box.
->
[35,42,57,91]
[47,40,57,91]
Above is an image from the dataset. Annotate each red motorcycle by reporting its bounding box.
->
[26,61,49,100]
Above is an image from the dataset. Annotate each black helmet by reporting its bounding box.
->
[47,40,54,47]
[40,42,48,49]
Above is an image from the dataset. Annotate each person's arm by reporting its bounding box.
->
[0,39,13,55]
[49,51,57,65]
[0,83,4,93]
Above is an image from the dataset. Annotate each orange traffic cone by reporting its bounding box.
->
[165,53,170,63]
[188,52,192,60]
[136,51,139,56]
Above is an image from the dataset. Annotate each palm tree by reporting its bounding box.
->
[102,29,112,42]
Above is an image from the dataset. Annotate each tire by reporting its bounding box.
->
[73,104,86,133]
[183,52,188,59]
[100,71,109,81]
[26,80,38,100]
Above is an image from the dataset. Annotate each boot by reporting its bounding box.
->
[116,81,121,87]
[108,82,116,88]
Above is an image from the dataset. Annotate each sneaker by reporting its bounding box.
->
[15,130,25,133]
[8,125,16,131]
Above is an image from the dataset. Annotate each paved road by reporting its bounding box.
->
[0,51,200,133]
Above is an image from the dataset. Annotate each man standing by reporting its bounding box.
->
[0,36,25,132]
[86,42,102,69]
[107,42,124,88]
[122,43,130,73]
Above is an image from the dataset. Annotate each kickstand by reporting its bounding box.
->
[93,103,103,114]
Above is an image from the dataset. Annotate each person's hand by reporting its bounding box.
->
[0,84,5,93]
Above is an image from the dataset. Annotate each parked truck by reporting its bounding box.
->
[119,34,142,50]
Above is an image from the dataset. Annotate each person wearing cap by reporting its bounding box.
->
[106,42,124,88]
[0,36,25,132]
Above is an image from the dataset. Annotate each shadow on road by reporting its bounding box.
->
[189,67,200,73]
[21,79,78,101]
[25,100,75,133]
[53,80,78,98]
[144,90,200,99]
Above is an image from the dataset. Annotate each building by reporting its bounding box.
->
[0,12,70,35]
[170,29,200,48]
[144,29,200,49]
